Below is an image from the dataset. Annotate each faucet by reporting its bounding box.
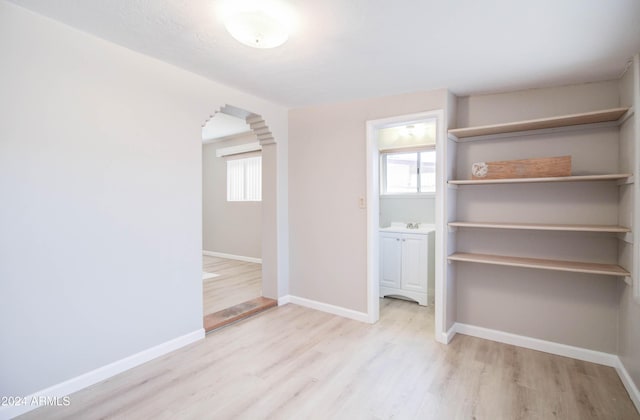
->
[406,222,420,229]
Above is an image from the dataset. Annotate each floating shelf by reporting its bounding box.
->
[448,107,630,139]
[448,252,630,277]
[448,173,632,185]
[448,221,631,233]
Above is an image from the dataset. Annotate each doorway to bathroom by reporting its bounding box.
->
[366,110,447,342]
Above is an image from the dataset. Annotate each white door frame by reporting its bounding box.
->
[365,109,447,343]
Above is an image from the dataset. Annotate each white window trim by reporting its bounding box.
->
[380,193,436,199]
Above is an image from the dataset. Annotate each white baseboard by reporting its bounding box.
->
[277,295,291,305]
[282,295,369,323]
[440,324,457,344]
[453,322,618,367]
[615,357,640,414]
[203,250,262,264]
[0,329,204,420]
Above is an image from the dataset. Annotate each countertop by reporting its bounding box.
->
[379,223,436,235]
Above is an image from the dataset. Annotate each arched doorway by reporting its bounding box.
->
[201,104,278,331]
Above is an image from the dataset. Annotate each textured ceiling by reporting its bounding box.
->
[8,0,640,107]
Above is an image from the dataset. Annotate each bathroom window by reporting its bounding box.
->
[380,149,435,195]
[227,156,261,201]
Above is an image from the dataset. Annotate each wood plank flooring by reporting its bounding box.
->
[202,255,262,315]
[21,298,639,419]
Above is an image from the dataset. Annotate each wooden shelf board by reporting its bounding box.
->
[448,107,630,139]
[448,221,631,233]
[448,173,631,185]
[447,252,629,277]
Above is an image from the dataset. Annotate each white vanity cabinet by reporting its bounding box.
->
[379,230,429,306]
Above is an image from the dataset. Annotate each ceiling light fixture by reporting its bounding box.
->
[220,1,294,49]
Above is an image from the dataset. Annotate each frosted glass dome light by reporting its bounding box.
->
[224,9,290,49]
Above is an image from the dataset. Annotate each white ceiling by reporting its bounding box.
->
[8,0,640,107]
[202,112,251,141]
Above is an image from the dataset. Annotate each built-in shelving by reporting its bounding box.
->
[448,221,631,233]
[448,173,631,186]
[447,253,630,277]
[447,103,634,285]
[448,107,630,140]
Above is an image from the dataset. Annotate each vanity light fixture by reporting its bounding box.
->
[405,125,416,137]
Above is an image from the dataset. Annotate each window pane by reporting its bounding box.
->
[385,153,418,193]
[227,156,262,201]
[227,159,244,201]
[420,150,436,193]
[244,156,262,201]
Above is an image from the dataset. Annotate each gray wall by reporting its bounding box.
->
[456,80,621,127]
[453,81,623,353]
[379,196,436,227]
[203,135,262,259]
[289,89,448,313]
[0,1,288,398]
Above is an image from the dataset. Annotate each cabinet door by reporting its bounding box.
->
[401,234,428,293]
[380,233,402,289]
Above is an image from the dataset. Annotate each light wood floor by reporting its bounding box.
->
[22,299,639,419]
[202,256,262,315]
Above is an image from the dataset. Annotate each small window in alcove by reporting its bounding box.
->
[380,148,435,195]
[227,156,262,201]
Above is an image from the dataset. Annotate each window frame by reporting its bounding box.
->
[379,146,436,197]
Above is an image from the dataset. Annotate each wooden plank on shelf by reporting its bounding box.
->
[448,222,631,233]
[448,173,631,185]
[448,107,629,139]
[471,156,571,180]
[447,252,629,277]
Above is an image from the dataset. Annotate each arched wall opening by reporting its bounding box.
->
[201,104,279,301]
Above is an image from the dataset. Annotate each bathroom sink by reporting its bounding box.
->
[379,222,436,234]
